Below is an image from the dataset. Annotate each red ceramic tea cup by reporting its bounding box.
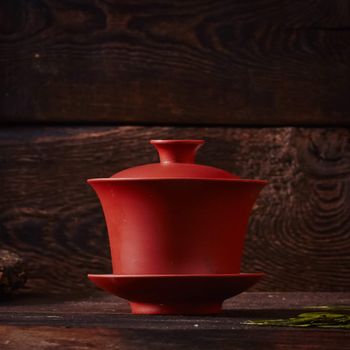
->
[88,140,266,275]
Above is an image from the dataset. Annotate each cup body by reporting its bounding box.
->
[89,179,265,275]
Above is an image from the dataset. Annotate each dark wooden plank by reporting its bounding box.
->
[0,293,349,350]
[1,292,349,317]
[0,126,349,294]
[1,0,350,125]
[1,325,349,350]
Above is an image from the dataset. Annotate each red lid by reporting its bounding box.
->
[109,140,240,180]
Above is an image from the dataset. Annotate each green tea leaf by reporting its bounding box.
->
[244,312,350,330]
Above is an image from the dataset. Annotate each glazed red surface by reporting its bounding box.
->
[110,140,240,180]
[88,140,266,276]
[89,179,265,275]
[88,273,264,314]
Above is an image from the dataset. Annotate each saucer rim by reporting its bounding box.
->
[88,272,265,279]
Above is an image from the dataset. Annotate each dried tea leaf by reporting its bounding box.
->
[304,305,350,311]
[244,312,350,330]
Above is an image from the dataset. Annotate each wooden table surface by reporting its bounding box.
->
[0,292,349,350]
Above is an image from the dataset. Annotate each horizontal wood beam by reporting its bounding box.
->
[1,0,350,125]
[0,294,349,349]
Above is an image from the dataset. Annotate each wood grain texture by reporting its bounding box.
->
[0,126,349,294]
[0,293,349,350]
[1,0,350,125]
[1,292,350,317]
[1,325,349,350]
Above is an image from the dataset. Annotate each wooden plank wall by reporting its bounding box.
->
[1,0,350,125]
[0,0,349,294]
[1,127,349,294]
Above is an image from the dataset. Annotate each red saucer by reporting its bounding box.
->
[88,273,264,315]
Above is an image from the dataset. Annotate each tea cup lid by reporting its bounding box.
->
[109,140,240,180]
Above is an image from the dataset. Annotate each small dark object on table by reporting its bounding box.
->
[0,250,27,298]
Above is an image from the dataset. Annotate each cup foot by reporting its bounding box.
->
[129,301,222,315]
[88,273,265,315]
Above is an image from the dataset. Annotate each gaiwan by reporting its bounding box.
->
[88,140,267,315]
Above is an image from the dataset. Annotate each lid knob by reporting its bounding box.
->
[151,140,204,164]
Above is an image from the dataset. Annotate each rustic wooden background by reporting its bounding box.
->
[1,0,350,125]
[0,0,349,295]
